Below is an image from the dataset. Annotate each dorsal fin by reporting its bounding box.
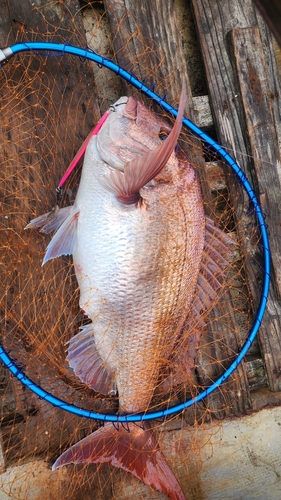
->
[158,219,237,391]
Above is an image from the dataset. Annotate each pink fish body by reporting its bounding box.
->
[26,85,232,500]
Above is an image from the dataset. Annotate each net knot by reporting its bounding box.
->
[112,421,120,431]
[120,420,130,433]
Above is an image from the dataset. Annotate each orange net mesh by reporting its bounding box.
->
[0,1,267,499]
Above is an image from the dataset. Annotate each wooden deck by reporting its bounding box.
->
[1,0,281,498]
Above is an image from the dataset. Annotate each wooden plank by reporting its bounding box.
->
[256,7,281,159]
[205,162,226,191]
[196,297,252,419]
[192,95,213,128]
[230,26,281,391]
[254,0,281,46]
[246,358,268,390]
[104,0,251,417]
[1,0,100,326]
[104,0,194,110]
[231,26,281,288]
[104,0,222,223]
[192,0,281,392]
[175,0,209,96]
[0,0,11,46]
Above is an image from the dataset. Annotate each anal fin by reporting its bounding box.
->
[67,324,116,396]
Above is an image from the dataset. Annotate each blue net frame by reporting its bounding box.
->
[0,42,271,424]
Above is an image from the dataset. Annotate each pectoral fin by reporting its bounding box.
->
[103,82,186,204]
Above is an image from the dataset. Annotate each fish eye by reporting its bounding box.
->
[159,130,169,140]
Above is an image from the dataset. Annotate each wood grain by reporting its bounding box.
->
[231,26,281,291]
[192,0,281,391]
[254,0,281,46]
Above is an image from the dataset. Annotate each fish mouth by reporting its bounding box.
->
[109,96,137,118]
[123,96,137,118]
[96,96,149,171]
[108,97,130,114]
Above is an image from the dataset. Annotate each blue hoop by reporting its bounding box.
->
[0,42,271,423]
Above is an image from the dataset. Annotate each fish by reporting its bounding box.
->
[25,83,234,500]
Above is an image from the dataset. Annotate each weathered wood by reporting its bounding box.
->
[0,0,100,328]
[192,95,213,129]
[205,162,227,191]
[103,0,251,417]
[104,0,193,109]
[192,0,281,392]
[231,27,281,288]
[0,1,11,45]
[83,6,123,113]
[246,358,268,390]
[254,0,281,47]
[256,7,281,160]
[104,0,210,229]
[196,297,252,419]
[230,27,281,390]
[175,0,208,96]
[251,387,281,411]
[104,0,218,220]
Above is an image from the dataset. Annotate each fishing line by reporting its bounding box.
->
[0,42,271,423]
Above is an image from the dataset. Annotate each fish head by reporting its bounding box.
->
[95,83,188,204]
[96,96,178,174]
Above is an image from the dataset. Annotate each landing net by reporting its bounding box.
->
[0,2,271,499]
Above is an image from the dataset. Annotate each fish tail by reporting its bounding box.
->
[52,422,186,500]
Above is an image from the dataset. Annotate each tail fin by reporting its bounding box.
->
[52,422,186,500]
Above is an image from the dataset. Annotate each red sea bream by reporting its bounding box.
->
[26,84,234,500]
